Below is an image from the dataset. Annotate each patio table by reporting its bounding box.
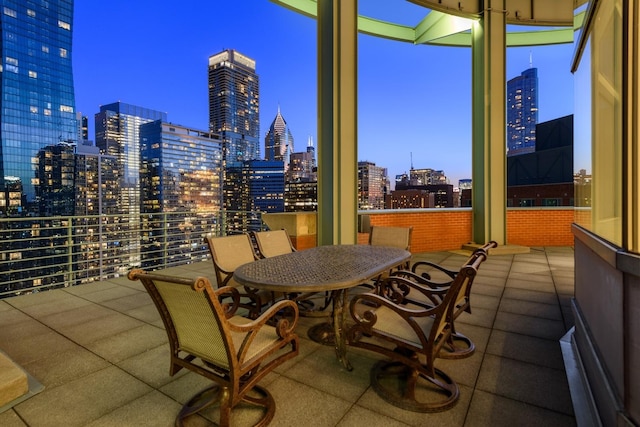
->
[233,244,411,370]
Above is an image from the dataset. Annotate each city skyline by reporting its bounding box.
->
[73,1,575,187]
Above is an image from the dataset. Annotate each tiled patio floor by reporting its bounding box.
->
[0,247,576,426]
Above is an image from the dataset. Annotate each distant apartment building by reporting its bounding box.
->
[284,138,317,211]
[73,144,121,284]
[390,182,454,208]
[140,121,223,213]
[288,149,316,182]
[410,168,448,185]
[95,102,166,270]
[507,67,539,156]
[139,121,224,267]
[358,161,389,210]
[208,49,260,165]
[0,0,78,214]
[285,181,317,212]
[265,108,294,172]
[95,102,167,215]
[387,189,434,209]
[224,160,285,231]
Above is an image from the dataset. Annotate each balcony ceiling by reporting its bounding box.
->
[271,0,588,46]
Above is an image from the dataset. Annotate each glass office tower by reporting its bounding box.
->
[208,49,260,165]
[0,0,77,214]
[507,67,538,156]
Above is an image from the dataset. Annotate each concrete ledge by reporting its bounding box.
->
[0,351,28,408]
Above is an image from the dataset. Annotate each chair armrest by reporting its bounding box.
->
[377,276,449,307]
[214,285,242,317]
[225,297,299,338]
[411,261,458,280]
[391,270,443,288]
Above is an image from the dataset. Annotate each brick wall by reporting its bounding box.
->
[360,207,574,251]
[506,208,574,246]
[291,207,575,252]
[361,210,473,253]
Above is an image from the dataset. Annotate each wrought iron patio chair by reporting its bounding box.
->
[391,241,497,358]
[347,254,485,412]
[250,229,331,317]
[363,225,413,289]
[205,233,277,318]
[128,269,299,426]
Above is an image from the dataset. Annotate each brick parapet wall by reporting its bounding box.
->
[506,208,574,246]
[288,207,575,252]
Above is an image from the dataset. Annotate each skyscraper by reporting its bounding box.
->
[358,161,389,210]
[95,102,167,215]
[223,160,284,232]
[94,102,166,271]
[265,107,294,171]
[507,67,539,156]
[0,0,78,214]
[208,49,260,165]
[140,121,223,214]
[139,121,223,267]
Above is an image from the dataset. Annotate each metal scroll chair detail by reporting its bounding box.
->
[250,230,331,317]
[128,269,299,427]
[347,257,483,412]
[391,241,497,359]
[205,233,276,319]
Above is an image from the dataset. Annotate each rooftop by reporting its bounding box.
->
[0,247,576,426]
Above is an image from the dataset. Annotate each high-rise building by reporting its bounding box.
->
[73,144,120,284]
[265,107,294,171]
[208,49,260,165]
[287,137,316,182]
[35,144,76,217]
[507,67,538,156]
[139,121,224,267]
[0,0,78,213]
[410,168,448,185]
[140,121,223,214]
[223,160,284,232]
[95,102,167,215]
[358,161,389,210]
[94,102,166,271]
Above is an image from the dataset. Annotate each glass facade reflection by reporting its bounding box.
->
[0,0,77,212]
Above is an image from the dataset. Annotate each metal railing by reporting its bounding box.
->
[0,210,265,298]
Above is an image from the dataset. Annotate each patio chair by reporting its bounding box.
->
[347,254,484,412]
[363,225,413,289]
[250,229,331,317]
[205,233,277,318]
[128,269,299,427]
[391,241,497,358]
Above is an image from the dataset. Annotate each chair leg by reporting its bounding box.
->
[370,359,459,412]
[175,384,276,427]
[175,384,221,426]
[439,331,476,359]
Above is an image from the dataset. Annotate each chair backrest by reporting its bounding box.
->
[251,229,295,258]
[128,269,234,370]
[453,249,488,311]
[369,226,413,251]
[205,234,256,287]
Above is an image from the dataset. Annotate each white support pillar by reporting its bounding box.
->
[316,0,358,245]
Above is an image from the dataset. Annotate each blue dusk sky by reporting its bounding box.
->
[73,1,575,188]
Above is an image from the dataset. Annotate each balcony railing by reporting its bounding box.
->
[0,210,265,298]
